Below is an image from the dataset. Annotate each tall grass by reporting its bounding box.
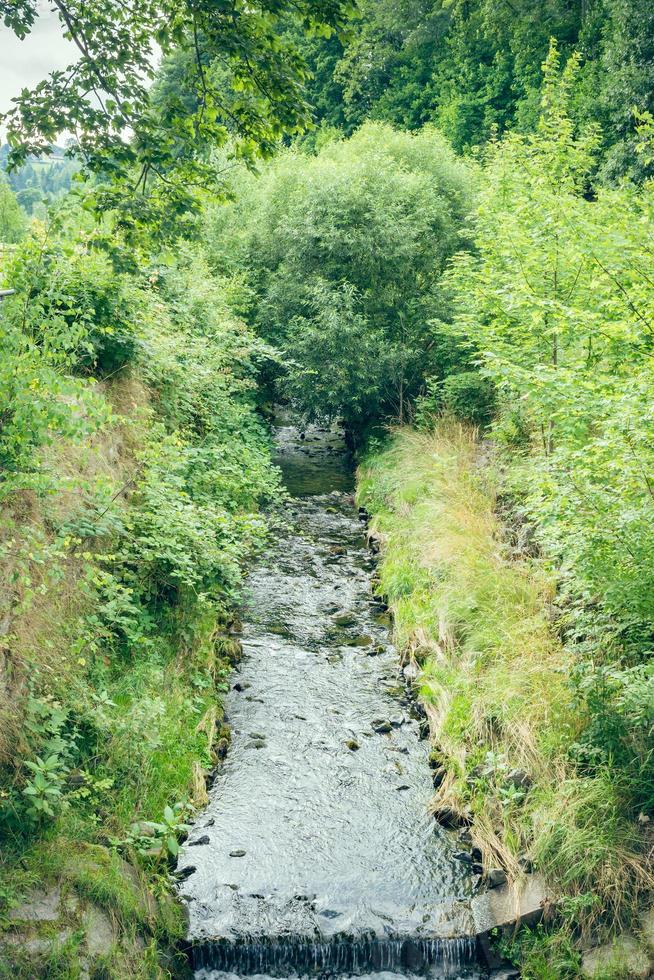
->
[358,423,652,955]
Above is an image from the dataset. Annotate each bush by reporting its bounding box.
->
[206,122,475,435]
[415,371,495,428]
[6,225,144,377]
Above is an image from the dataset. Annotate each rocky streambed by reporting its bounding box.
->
[177,418,485,980]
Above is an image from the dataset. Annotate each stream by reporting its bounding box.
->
[177,419,485,980]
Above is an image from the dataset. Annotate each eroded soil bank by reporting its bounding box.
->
[177,420,484,980]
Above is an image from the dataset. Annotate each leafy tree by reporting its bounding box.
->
[447,42,654,639]
[0,0,355,223]
[206,122,475,435]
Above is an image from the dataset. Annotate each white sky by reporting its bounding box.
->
[0,3,77,139]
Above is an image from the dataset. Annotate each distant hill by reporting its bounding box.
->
[0,144,79,215]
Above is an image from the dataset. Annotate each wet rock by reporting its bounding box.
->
[347,634,373,647]
[233,681,251,692]
[366,645,385,656]
[216,738,229,759]
[433,806,471,829]
[203,818,215,828]
[471,874,551,935]
[581,936,652,978]
[518,856,534,873]
[189,835,211,846]
[432,766,447,789]
[489,970,520,980]
[329,546,347,556]
[487,869,508,889]
[248,732,266,740]
[177,865,196,881]
[472,862,484,875]
[395,784,410,792]
[371,719,393,734]
[332,612,356,627]
[246,739,266,750]
[229,850,247,858]
[472,846,483,862]
[346,739,360,751]
[455,851,473,864]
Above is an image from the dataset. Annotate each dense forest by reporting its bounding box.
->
[1,1,653,978]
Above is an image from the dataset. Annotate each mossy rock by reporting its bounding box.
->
[581,935,653,979]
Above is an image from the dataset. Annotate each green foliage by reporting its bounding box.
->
[0,212,279,974]
[496,923,581,979]
[207,122,474,434]
[447,45,654,649]
[415,371,495,428]
[0,146,80,218]
[297,0,654,180]
[6,225,145,375]
[0,178,26,243]
[0,0,355,228]
[126,802,193,861]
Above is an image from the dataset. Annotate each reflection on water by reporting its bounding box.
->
[178,420,484,979]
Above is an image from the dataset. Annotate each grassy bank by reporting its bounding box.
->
[358,424,653,978]
[0,228,278,977]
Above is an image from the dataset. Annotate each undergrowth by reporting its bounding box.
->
[0,223,279,976]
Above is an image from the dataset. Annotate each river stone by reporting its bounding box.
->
[8,886,61,922]
[346,739,360,751]
[348,634,373,647]
[229,850,247,858]
[639,905,654,953]
[4,929,72,955]
[83,906,116,957]
[332,611,356,626]
[581,935,653,978]
[471,874,550,935]
[371,719,392,734]
[487,868,508,889]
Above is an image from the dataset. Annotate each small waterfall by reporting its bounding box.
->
[192,936,478,976]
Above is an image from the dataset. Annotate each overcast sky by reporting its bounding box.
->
[0,4,77,141]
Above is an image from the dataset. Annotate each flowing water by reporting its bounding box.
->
[178,418,485,980]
